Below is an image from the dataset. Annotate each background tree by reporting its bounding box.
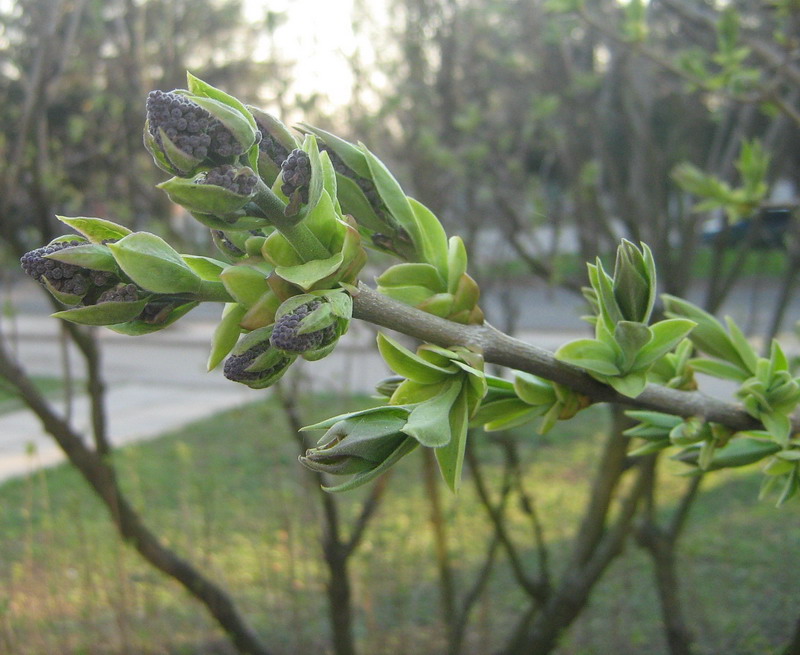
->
[348,0,800,653]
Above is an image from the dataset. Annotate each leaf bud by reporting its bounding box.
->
[280,149,312,203]
[300,410,413,476]
[612,240,656,323]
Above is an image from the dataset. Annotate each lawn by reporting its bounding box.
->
[0,396,797,655]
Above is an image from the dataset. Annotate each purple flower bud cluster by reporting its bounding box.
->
[255,121,290,166]
[201,165,258,196]
[270,301,337,353]
[146,90,244,163]
[20,242,114,298]
[97,283,139,304]
[223,340,291,384]
[280,149,311,202]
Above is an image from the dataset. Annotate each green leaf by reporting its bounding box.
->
[402,379,462,447]
[378,284,438,307]
[614,321,652,371]
[625,410,683,430]
[275,252,344,290]
[190,211,270,231]
[45,243,118,272]
[52,299,148,326]
[607,371,648,397]
[689,358,750,382]
[106,301,199,335]
[662,295,747,370]
[220,265,270,308]
[514,372,556,406]
[301,189,342,252]
[377,333,454,384]
[300,124,373,178]
[632,319,696,370]
[446,236,469,295]
[322,437,418,493]
[334,174,386,232]
[436,386,470,492]
[592,259,623,329]
[762,412,791,447]
[555,339,621,376]
[182,255,227,281]
[483,404,546,431]
[629,439,672,457]
[391,379,444,405]
[157,174,254,215]
[56,216,132,243]
[770,339,790,373]
[376,263,445,290]
[360,144,422,255]
[776,465,799,506]
[472,398,539,427]
[303,405,411,432]
[187,72,257,131]
[409,198,449,276]
[108,233,200,294]
[725,316,757,375]
[207,303,246,370]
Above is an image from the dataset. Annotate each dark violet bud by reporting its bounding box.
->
[200,164,258,197]
[20,241,114,301]
[97,283,139,304]
[144,89,256,176]
[280,149,312,202]
[257,126,290,167]
[319,144,351,176]
[223,326,295,389]
[270,300,337,354]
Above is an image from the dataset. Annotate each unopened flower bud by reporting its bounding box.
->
[280,149,311,203]
[144,89,257,176]
[223,327,295,389]
[259,129,290,167]
[270,300,337,354]
[201,164,258,196]
[20,241,116,301]
[157,165,260,219]
[97,283,139,304]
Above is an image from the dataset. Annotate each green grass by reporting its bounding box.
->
[0,397,797,655]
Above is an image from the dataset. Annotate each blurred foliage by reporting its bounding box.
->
[354,0,799,300]
[0,0,294,251]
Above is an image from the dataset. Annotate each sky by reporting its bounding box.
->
[244,0,386,111]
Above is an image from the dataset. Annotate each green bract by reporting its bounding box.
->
[300,407,418,492]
